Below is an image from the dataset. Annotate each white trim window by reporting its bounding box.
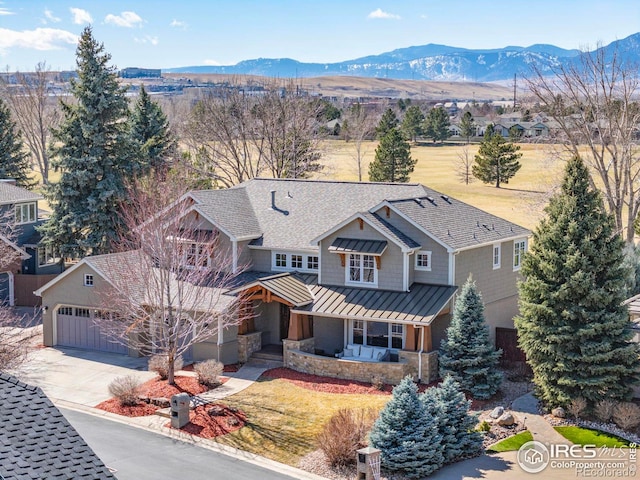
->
[38,245,60,267]
[349,320,404,349]
[181,242,212,269]
[513,239,527,271]
[415,250,432,271]
[493,244,501,270]
[272,251,319,272]
[83,274,94,287]
[15,202,37,224]
[347,253,377,285]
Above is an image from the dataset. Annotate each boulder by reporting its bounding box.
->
[497,412,515,427]
[552,407,566,419]
[490,406,505,419]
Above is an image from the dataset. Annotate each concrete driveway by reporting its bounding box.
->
[18,346,157,407]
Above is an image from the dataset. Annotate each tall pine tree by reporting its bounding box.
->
[0,98,34,188]
[369,377,443,478]
[424,106,451,143]
[375,108,399,139]
[439,276,502,399]
[400,105,424,143]
[368,128,416,183]
[516,156,640,408]
[472,126,521,187]
[129,85,175,177]
[41,27,135,257]
[422,376,483,464]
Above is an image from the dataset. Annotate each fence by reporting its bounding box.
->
[14,274,57,307]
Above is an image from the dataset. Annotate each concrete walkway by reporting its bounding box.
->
[511,392,571,445]
[192,361,271,404]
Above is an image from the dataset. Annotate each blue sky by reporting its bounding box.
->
[0,1,638,71]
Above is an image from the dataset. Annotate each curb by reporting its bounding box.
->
[54,398,329,480]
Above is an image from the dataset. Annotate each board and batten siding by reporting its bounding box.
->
[371,206,449,285]
[319,219,405,291]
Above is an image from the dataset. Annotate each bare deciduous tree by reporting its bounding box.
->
[184,80,324,186]
[454,145,475,185]
[0,63,62,185]
[342,102,377,181]
[98,178,249,384]
[525,45,640,243]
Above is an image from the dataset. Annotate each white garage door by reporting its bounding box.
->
[56,306,128,354]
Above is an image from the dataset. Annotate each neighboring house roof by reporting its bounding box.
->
[0,234,30,260]
[0,181,42,207]
[0,373,115,479]
[297,282,458,324]
[383,196,530,251]
[189,178,529,252]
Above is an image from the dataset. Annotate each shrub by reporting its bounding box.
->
[148,354,184,380]
[613,402,640,431]
[594,399,617,423]
[476,420,491,433]
[317,408,377,467]
[567,397,588,419]
[370,374,385,391]
[194,359,224,388]
[108,375,142,407]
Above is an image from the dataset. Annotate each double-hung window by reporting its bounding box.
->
[182,242,211,269]
[15,202,36,224]
[347,253,376,285]
[493,244,501,269]
[513,239,527,271]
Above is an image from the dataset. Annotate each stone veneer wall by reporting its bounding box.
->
[282,338,315,364]
[399,350,439,383]
[237,331,262,363]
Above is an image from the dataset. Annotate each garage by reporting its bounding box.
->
[56,306,128,354]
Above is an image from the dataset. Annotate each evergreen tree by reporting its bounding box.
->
[422,376,483,464]
[375,108,399,139]
[516,156,640,408]
[472,127,522,187]
[130,85,175,177]
[440,276,503,399]
[368,128,416,183]
[459,111,475,144]
[0,98,34,188]
[369,377,443,478]
[41,27,134,257]
[424,106,451,143]
[400,105,424,142]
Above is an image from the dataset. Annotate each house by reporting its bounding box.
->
[0,180,64,307]
[37,179,530,384]
[0,373,115,479]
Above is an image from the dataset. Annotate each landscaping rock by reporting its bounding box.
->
[552,407,566,418]
[490,406,505,419]
[497,412,515,426]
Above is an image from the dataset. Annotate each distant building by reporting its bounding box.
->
[119,67,162,79]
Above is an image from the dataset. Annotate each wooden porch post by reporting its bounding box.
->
[287,312,302,340]
[423,325,433,352]
[405,324,417,351]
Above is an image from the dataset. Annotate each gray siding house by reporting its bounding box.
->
[37,178,530,384]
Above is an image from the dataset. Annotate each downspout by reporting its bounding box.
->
[416,325,425,383]
[232,240,238,273]
[217,314,223,361]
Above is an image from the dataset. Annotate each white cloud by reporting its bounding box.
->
[170,19,187,29]
[0,27,78,52]
[70,7,92,24]
[367,8,401,20]
[43,8,61,23]
[0,7,14,15]
[202,59,221,66]
[105,11,143,28]
[420,14,428,19]
[134,35,158,46]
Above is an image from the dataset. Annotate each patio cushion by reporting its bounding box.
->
[360,346,374,359]
[347,344,361,356]
[373,347,388,361]
[343,348,354,358]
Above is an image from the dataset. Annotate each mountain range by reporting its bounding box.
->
[164,33,640,82]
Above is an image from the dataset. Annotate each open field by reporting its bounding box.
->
[162,73,513,101]
[315,140,565,231]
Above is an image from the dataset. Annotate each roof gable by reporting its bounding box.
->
[0,181,42,206]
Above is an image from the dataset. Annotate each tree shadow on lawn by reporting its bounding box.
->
[497,186,546,194]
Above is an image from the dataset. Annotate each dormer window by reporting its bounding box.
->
[347,253,377,285]
[181,242,212,269]
[415,250,432,271]
[15,202,36,224]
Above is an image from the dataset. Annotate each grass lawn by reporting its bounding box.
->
[554,426,630,447]
[214,377,389,466]
[315,140,566,231]
[487,430,533,453]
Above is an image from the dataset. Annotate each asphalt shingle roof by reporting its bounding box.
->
[0,182,42,206]
[0,373,115,479]
[189,179,528,251]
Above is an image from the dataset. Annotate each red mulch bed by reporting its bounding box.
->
[168,404,246,439]
[96,375,209,417]
[261,367,438,395]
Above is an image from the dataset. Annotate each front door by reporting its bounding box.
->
[279,304,290,341]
